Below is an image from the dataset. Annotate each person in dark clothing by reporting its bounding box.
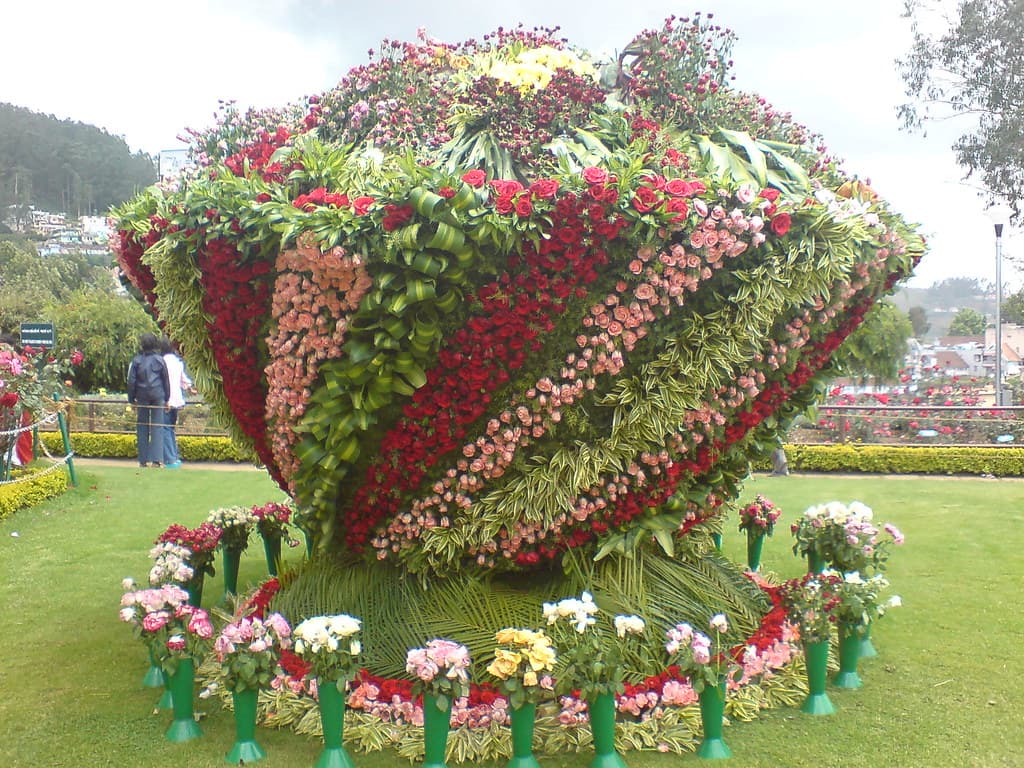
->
[127,332,170,467]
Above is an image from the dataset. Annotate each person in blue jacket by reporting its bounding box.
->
[127,333,170,467]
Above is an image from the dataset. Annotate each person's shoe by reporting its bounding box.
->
[151,462,162,468]
[165,461,182,470]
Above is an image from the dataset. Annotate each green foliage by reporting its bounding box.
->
[1001,288,1024,325]
[0,468,68,521]
[947,306,987,336]
[830,300,913,384]
[900,0,1024,217]
[45,288,159,391]
[38,431,253,462]
[762,443,1024,476]
[0,102,156,216]
[907,305,930,338]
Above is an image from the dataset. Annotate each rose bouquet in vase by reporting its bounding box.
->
[542,592,645,767]
[156,522,222,605]
[737,495,781,571]
[407,639,472,768]
[292,614,363,767]
[778,571,842,715]
[251,501,298,576]
[207,506,257,597]
[486,628,557,768]
[665,614,739,759]
[214,613,293,763]
[118,582,214,740]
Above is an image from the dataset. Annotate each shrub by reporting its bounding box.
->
[0,469,69,521]
[39,432,253,463]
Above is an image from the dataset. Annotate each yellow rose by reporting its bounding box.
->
[522,670,538,687]
[495,628,517,644]
[526,642,557,671]
[486,649,521,679]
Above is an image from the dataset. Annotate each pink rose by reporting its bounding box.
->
[582,166,608,185]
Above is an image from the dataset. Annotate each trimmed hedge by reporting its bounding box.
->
[0,469,69,522]
[38,432,254,463]
[753,444,1024,477]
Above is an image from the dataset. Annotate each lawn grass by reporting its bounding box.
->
[0,465,1021,767]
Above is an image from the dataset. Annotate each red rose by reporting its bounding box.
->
[0,392,18,408]
[688,180,708,196]
[759,187,781,202]
[382,203,414,231]
[324,192,350,208]
[664,178,692,197]
[529,179,559,199]
[352,196,375,216]
[495,195,515,215]
[664,197,689,222]
[438,186,456,198]
[582,166,608,185]
[491,179,524,197]
[631,186,660,213]
[515,195,533,217]
[769,213,792,237]
[461,169,486,188]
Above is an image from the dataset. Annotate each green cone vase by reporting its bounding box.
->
[696,681,732,759]
[586,692,627,768]
[423,693,453,768]
[157,668,174,710]
[506,702,541,768]
[859,622,879,658]
[143,646,165,688]
[165,657,203,742]
[222,546,243,598]
[226,688,266,764]
[745,532,765,572]
[834,623,864,689]
[806,550,826,574]
[261,533,283,577]
[800,641,836,716]
[185,573,205,607]
[315,679,355,768]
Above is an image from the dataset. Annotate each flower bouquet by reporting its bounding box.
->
[829,570,901,688]
[251,501,298,576]
[214,612,293,764]
[791,501,904,575]
[778,571,842,715]
[486,628,556,767]
[292,614,363,768]
[407,639,471,768]
[543,592,644,766]
[119,582,215,740]
[665,613,739,759]
[207,506,258,596]
[147,542,195,586]
[157,522,222,604]
[738,495,781,570]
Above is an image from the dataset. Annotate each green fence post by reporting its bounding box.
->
[54,394,77,487]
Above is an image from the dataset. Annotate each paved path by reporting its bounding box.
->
[73,457,263,472]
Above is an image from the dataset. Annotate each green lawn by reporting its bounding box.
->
[0,465,1021,767]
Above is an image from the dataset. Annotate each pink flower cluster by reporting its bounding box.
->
[214,613,292,660]
[405,639,471,684]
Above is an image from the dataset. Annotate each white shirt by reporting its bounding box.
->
[163,353,192,409]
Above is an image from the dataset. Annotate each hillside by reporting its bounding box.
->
[0,103,157,218]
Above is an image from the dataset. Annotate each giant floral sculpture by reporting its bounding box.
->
[113,15,924,749]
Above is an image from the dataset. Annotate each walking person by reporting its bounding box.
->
[127,333,170,468]
[160,337,193,469]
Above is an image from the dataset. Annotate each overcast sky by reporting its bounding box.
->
[3,0,1017,289]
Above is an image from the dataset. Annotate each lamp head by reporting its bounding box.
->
[986,202,1012,237]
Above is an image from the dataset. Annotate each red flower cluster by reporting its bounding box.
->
[113,228,160,316]
[156,522,222,553]
[292,187,350,211]
[224,126,298,183]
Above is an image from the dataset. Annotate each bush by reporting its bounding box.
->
[0,469,69,521]
[754,444,1024,477]
[39,432,253,463]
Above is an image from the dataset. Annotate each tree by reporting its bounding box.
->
[948,306,988,335]
[831,300,914,384]
[908,305,931,337]
[1001,288,1024,324]
[899,1,1024,216]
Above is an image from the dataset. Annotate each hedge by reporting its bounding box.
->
[38,432,254,463]
[753,444,1024,477]
[0,469,69,522]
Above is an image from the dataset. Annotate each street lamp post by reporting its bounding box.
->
[987,204,1011,406]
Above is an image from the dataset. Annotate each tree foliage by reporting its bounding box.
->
[948,306,988,335]
[908,305,931,337]
[831,300,914,384]
[1000,288,1024,324]
[0,103,157,217]
[899,0,1024,215]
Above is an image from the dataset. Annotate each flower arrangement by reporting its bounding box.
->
[157,522,222,578]
[406,639,472,710]
[214,613,293,693]
[148,542,194,585]
[292,614,363,687]
[251,501,295,541]
[664,613,739,694]
[831,570,901,629]
[790,501,904,573]
[542,592,646,700]
[777,571,843,644]
[0,342,82,418]
[207,506,257,551]
[485,628,557,709]
[119,581,214,674]
[738,495,781,536]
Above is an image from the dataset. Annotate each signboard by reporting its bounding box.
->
[159,149,190,180]
[20,322,55,349]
